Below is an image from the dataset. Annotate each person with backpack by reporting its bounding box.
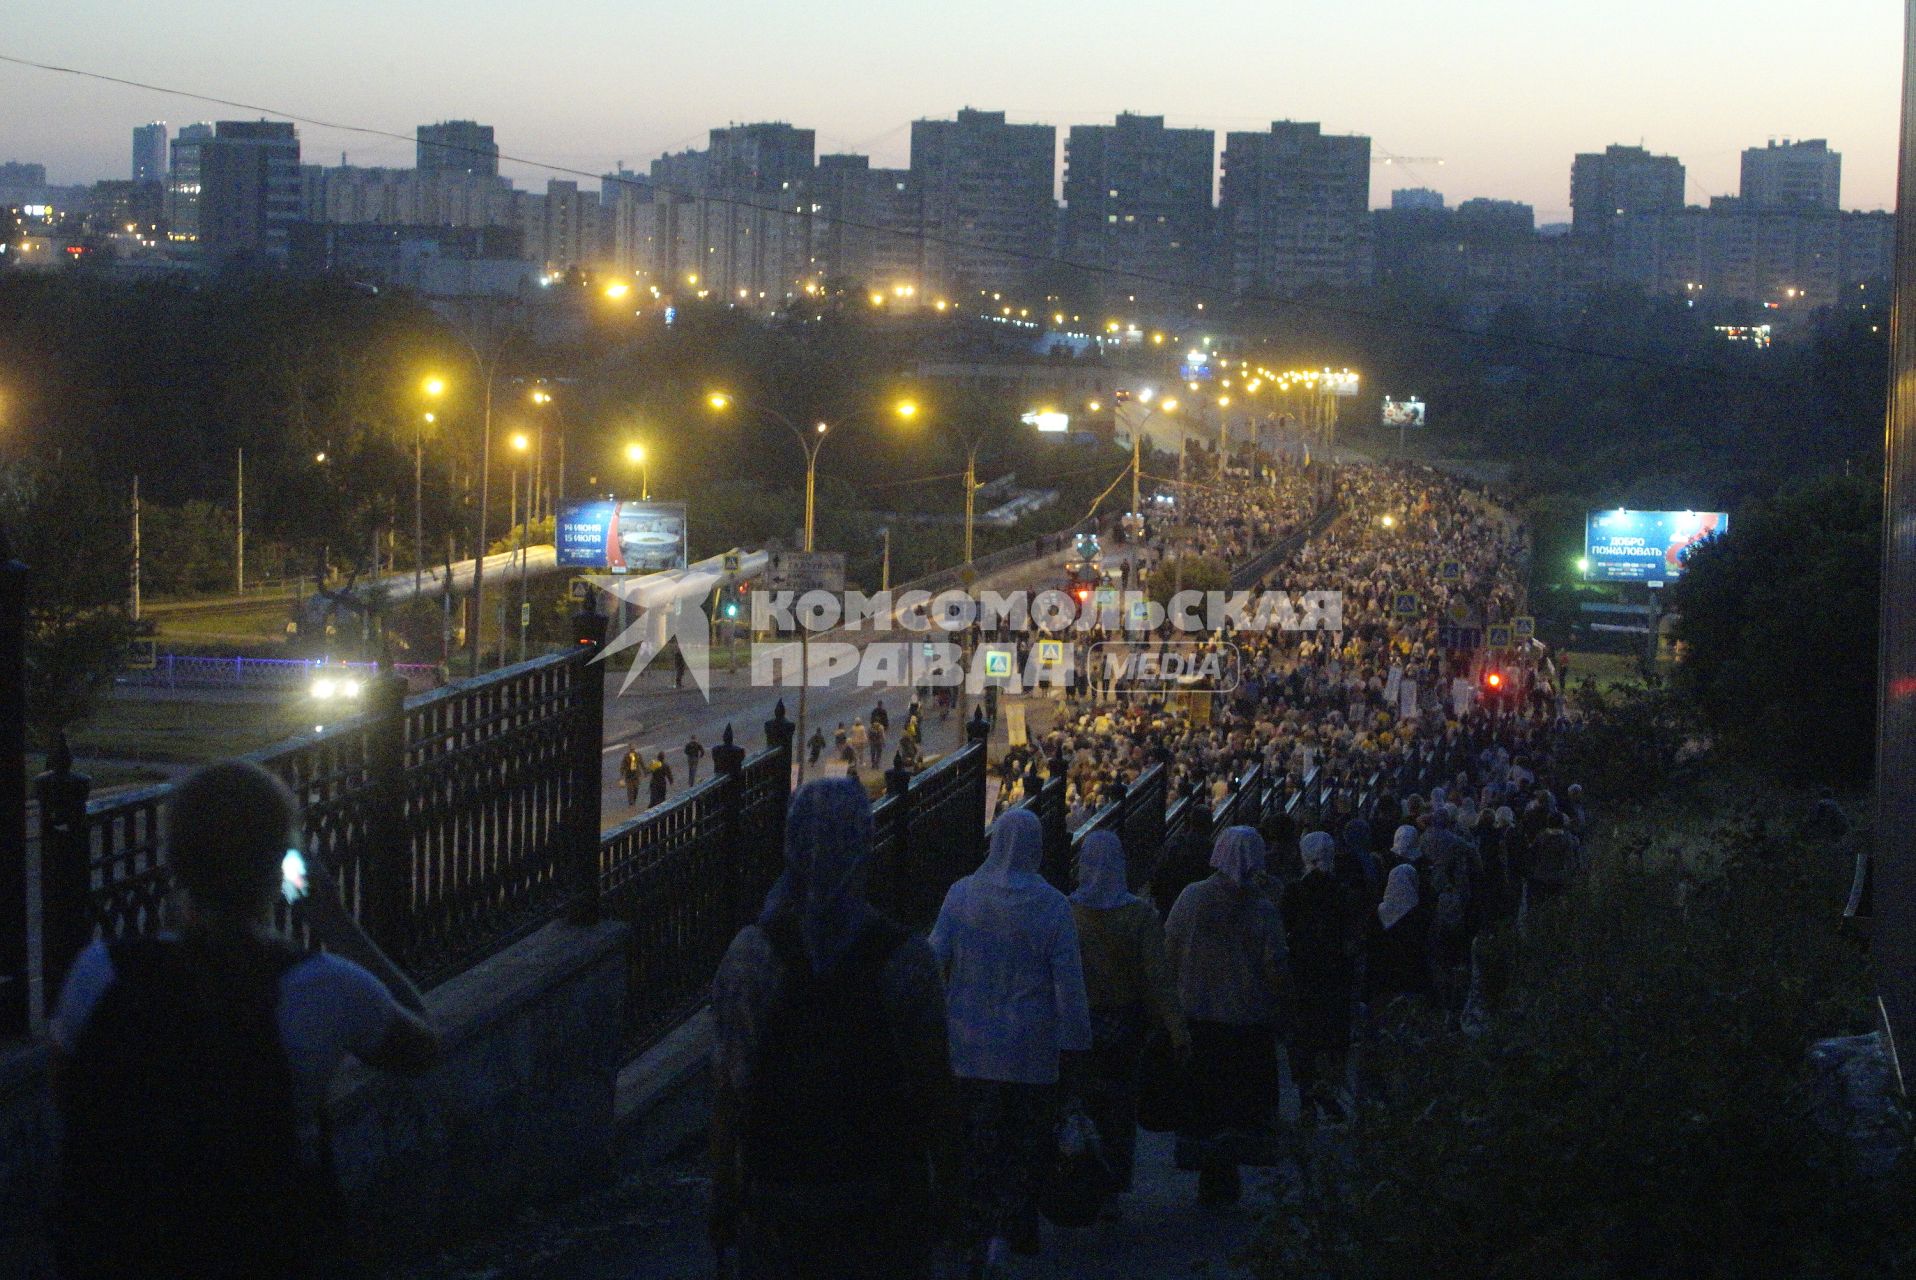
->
[685,735,706,787]
[709,777,960,1279]
[649,751,674,807]
[50,760,440,1280]
[1068,830,1187,1196]
[620,745,644,809]
[930,809,1091,1273]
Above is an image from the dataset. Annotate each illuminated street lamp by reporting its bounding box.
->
[625,441,650,501]
[416,376,447,596]
[705,393,829,551]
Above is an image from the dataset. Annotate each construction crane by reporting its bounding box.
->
[1374,152,1445,166]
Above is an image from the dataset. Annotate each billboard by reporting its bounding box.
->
[1382,399,1426,428]
[1583,509,1727,584]
[556,499,688,573]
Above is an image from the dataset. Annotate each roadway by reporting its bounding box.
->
[594,539,1145,825]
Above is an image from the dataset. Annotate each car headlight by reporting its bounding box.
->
[311,678,336,700]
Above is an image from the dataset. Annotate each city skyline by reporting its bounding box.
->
[0,0,1902,221]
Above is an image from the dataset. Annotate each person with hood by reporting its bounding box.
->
[1069,830,1188,1195]
[1389,823,1420,869]
[710,778,960,1279]
[1165,826,1292,1206]
[1281,831,1358,1123]
[1367,864,1434,1003]
[930,808,1092,1271]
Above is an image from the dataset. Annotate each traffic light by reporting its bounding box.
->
[1483,670,1504,694]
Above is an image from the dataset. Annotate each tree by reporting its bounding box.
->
[1145,555,1230,608]
[1670,471,1880,788]
[0,456,135,748]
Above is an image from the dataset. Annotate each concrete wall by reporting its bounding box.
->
[0,918,630,1277]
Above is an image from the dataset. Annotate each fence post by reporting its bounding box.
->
[568,606,607,925]
[763,699,795,756]
[0,533,26,1037]
[360,672,411,959]
[35,735,92,1014]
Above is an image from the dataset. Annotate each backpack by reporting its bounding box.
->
[54,934,323,1280]
[744,914,922,1187]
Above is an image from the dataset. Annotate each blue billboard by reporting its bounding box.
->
[1584,509,1727,584]
[556,500,687,574]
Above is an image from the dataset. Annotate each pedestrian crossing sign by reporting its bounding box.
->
[1512,615,1535,640]
[1393,591,1420,616]
[983,647,1014,679]
[1439,559,1463,582]
[1487,624,1513,648]
[1037,639,1064,667]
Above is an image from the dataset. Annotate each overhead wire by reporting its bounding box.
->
[0,50,1789,385]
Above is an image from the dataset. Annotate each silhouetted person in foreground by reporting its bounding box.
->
[51,760,439,1280]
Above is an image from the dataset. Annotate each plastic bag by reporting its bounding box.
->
[1039,1099,1111,1229]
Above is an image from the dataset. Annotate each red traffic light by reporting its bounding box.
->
[1484,671,1504,690]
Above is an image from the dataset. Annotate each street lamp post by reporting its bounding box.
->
[706,393,829,552]
[510,432,531,664]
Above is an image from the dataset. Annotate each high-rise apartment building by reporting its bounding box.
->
[417,121,499,179]
[164,123,214,243]
[909,109,1056,293]
[198,120,302,264]
[1740,138,1841,211]
[809,154,920,288]
[1569,144,1685,257]
[132,123,167,185]
[1062,113,1214,290]
[1219,120,1372,293]
[1392,187,1445,211]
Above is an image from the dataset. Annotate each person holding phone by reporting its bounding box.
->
[48,760,440,1280]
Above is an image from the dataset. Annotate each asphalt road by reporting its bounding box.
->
[595,541,1145,827]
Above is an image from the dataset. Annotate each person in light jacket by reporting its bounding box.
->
[930,808,1092,1273]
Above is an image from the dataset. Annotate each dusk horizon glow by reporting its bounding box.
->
[1,0,1902,221]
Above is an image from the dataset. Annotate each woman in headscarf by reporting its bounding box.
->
[1164,826,1292,1206]
[1069,830,1188,1196]
[1366,863,1435,1004]
[930,808,1092,1272]
[710,778,960,1279]
[1281,831,1358,1123]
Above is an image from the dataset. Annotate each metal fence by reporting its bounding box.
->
[36,641,607,1016]
[601,735,794,1054]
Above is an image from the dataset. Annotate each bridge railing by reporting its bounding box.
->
[35,642,607,1019]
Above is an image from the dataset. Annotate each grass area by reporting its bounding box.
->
[1341,423,1511,485]
[1254,770,1899,1279]
[25,754,171,791]
[66,695,315,764]
[1562,647,1674,690]
[150,598,298,647]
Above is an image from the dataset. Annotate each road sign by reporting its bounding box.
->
[1128,599,1153,627]
[520,602,532,627]
[1037,638,1064,667]
[722,551,742,574]
[1393,591,1420,616]
[766,550,846,594]
[983,647,1014,680]
[1447,600,1473,625]
[1439,559,1463,582]
[1487,624,1513,649]
[568,577,593,601]
[1094,586,1120,610]
[1512,615,1535,640]
[126,638,157,671]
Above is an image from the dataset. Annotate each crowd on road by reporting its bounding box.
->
[708,461,1592,1277]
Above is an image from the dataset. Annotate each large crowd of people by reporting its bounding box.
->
[710,461,1591,1277]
